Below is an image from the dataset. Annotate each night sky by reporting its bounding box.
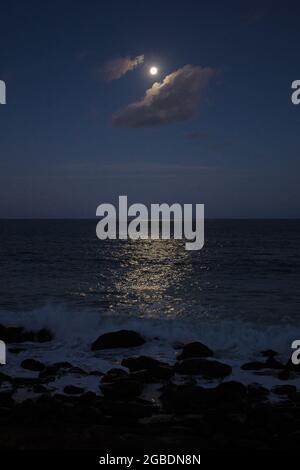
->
[0,0,300,218]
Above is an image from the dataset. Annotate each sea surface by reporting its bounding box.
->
[1,219,300,393]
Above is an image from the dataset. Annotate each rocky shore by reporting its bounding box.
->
[1,326,300,450]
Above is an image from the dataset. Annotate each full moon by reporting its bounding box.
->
[149,66,158,75]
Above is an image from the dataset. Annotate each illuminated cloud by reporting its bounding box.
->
[112,64,216,128]
[100,54,144,81]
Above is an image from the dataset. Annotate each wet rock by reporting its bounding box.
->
[175,358,232,378]
[247,383,269,400]
[8,348,26,354]
[68,367,88,376]
[285,358,300,372]
[89,370,104,377]
[39,362,73,379]
[35,329,53,343]
[160,382,215,413]
[102,399,157,420]
[0,372,12,383]
[265,357,284,370]
[91,330,145,351]
[64,385,84,395]
[0,324,53,343]
[21,359,45,372]
[122,355,167,371]
[177,342,214,360]
[272,385,297,397]
[122,356,173,380]
[261,349,278,358]
[241,361,266,371]
[101,368,129,383]
[100,376,143,400]
[278,369,292,381]
[33,384,49,394]
[216,381,247,401]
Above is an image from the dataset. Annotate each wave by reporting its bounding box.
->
[1,303,299,363]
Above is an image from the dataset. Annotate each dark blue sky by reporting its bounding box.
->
[0,0,300,218]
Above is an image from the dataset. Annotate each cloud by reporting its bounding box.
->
[100,55,144,81]
[112,64,216,128]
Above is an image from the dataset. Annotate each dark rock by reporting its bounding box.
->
[122,355,167,371]
[241,361,266,371]
[91,330,145,351]
[160,383,215,413]
[101,368,129,383]
[261,349,278,358]
[265,357,284,370]
[68,367,88,375]
[286,358,300,372]
[64,385,84,395]
[278,369,292,381]
[39,362,73,379]
[121,356,173,380]
[89,370,104,377]
[102,399,157,420]
[177,342,214,360]
[216,381,247,401]
[175,358,232,378]
[272,385,297,396]
[8,348,26,354]
[247,383,269,400]
[0,324,53,343]
[35,329,53,343]
[129,369,162,383]
[21,359,45,372]
[0,371,12,383]
[100,376,143,400]
[33,384,49,394]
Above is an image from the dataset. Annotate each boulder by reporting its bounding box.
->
[0,324,52,343]
[21,359,45,372]
[64,385,84,395]
[8,348,26,354]
[265,357,284,370]
[241,361,266,371]
[175,358,232,378]
[261,349,278,358]
[216,381,247,400]
[121,356,173,380]
[101,368,129,383]
[242,358,283,371]
[160,382,215,413]
[177,342,214,360]
[100,376,143,400]
[247,383,269,400]
[39,362,73,380]
[278,370,292,381]
[102,399,157,420]
[272,385,297,397]
[91,330,145,351]
[33,384,49,394]
[286,358,300,372]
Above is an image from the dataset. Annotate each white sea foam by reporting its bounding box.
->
[1,304,300,399]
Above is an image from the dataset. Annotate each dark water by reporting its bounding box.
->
[1,219,300,324]
[1,219,300,388]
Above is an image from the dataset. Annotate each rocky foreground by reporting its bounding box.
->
[1,326,300,450]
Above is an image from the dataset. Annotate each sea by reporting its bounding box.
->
[1,219,300,395]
